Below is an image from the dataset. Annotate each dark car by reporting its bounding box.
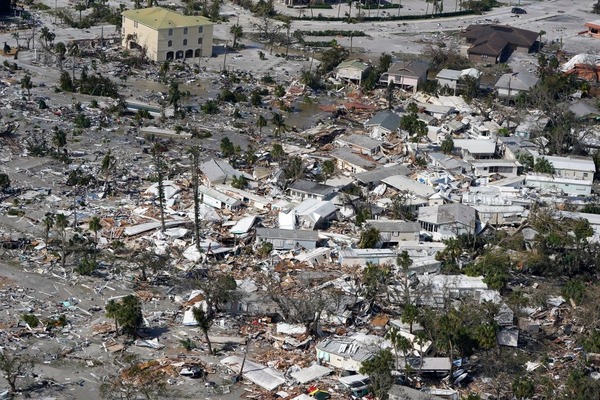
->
[511,7,527,14]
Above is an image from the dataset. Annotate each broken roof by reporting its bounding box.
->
[417,203,477,226]
[453,139,497,155]
[381,175,436,198]
[365,110,402,132]
[255,227,320,241]
[200,158,252,183]
[122,6,213,29]
[336,133,383,151]
[331,148,378,170]
[365,219,420,233]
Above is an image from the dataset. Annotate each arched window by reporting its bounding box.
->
[168,29,173,36]
[183,27,188,34]
[168,40,172,47]
[183,39,187,46]
[197,37,202,44]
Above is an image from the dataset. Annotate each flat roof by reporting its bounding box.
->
[122,7,212,30]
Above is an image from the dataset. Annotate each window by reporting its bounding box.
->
[183,39,187,46]
[168,40,172,47]
[198,26,203,33]
[584,172,589,178]
[134,21,138,28]
[197,37,202,44]
[168,29,173,36]
[183,27,188,34]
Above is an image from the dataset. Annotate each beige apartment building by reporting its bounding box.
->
[121,7,213,62]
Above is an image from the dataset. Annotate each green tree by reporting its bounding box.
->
[20,73,32,101]
[113,295,143,338]
[321,159,335,184]
[512,376,535,400]
[75,2,86,22]
[441,136,454,154]
[168,81,182,117]
[359,349,395,400]
[0,350,34,395]
[359,226,380,248]
[0,173,10,192]
[271,143,285,160]
[464,250,511,292]
[231,175,247,189]
[533,156,555,174]
[220,137,235,157]
[361,263,391,309]
[88,216,101,264]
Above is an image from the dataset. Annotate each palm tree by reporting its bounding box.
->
[75,3,86,23]
[54,41,66,70]
[39,27,55,48]
[192,307,214,354]
[256,115,267,136]
[538,30,546,51]
[187,146,202,252]
[88,216,101,264]
[100,149,116,194]
[105,299,120,336]
[271,112,289,138]
[151,142,168,232]
[55,214,69,270]
[20,74,32,102]
[168,81,182,117]
[229,23,244,48]
[43,214,54,244]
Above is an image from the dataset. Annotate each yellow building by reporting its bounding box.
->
[121,7,213,62]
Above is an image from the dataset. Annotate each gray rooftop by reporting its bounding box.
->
[388,59,430,78]
[365,219,421,233]
[495,72,539,91]
[436,68,462,81]
[381,175,436,198]
[200,158,252,183]
[354,164,411,185]
[365,110,402,132]
[288,180,337,196]
[331,148,378,169]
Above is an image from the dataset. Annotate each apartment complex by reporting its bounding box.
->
[121,7,213,62]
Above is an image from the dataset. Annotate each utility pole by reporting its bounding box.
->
[222,40,228,73]
[54,0,57,24]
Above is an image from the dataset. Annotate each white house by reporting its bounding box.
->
[495,72,539,98]
[336,59,371,85]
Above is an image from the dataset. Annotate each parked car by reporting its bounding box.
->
[511,7,527,14]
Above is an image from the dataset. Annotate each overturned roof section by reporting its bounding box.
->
[418,203,477,226]
[288,180,337,197]
[122,6,212,29]
[256,227,319,241]
[220,356,285,391]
